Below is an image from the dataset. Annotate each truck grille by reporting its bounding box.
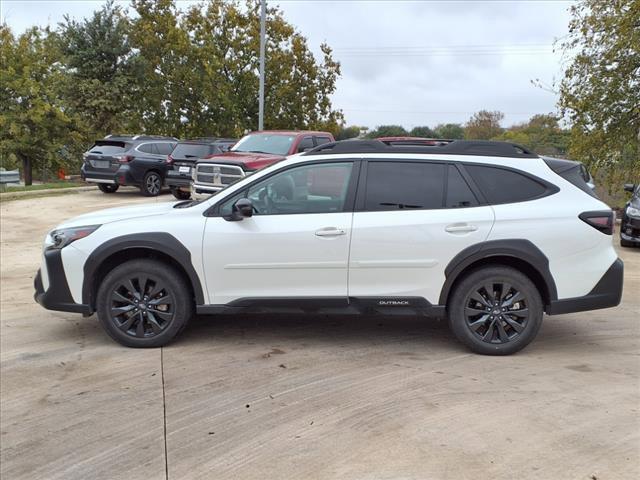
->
[195,164,244,188]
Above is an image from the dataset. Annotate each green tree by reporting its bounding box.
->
[433,123,464,139]
[409,126,435,138]
[0,26,82,185]
[464,110,504,140]
[494,114,570,156]
[57,0,138,136]
[366,125,408,138]
[559,0,640,185]
[336,125,364,140]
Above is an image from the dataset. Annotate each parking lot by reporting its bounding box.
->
[1,188,639,480]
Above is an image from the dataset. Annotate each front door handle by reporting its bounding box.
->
[315,227,346,237]
[445,223,478,233]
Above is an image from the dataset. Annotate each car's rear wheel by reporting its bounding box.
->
[171,187,191,200]
[448,266,543,355]
[141,171,162,196]
[96,259,193,347]
[98,183,119,194]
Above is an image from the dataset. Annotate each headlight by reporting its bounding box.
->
[47,225,101,250]
[627,206,640,218]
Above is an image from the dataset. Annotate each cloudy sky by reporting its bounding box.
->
[1,0,576,129]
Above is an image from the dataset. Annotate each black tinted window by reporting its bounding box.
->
[138,143,157,154]
[315,136,332,146]
[297,137,315,153]
[364,162,445,211]
[88,142,128,155]
[446,165,478,208]
[172,143,215,159]
[155,143,175,155]
[465,165,547,204]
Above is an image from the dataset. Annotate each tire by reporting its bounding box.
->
[141,171,162,196]
[98,183,119,194]
[448,266,543,355]
[171,187,191,200]
[96,259,193,348]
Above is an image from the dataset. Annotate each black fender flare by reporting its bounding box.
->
[82,232,205,309]
[438,239,558,306]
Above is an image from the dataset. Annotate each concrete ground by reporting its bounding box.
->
[1,188,639,480]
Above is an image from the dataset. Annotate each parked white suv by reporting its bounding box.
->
[34,140,623,355]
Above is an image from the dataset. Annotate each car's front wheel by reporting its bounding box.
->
[141,171,162,196]
[171,187,191,200]
[98,183,119,194]
[448,266,543,355]
[96,259,193,347]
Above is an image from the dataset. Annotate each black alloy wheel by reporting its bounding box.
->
[448,266,543,355]
[97,259,192,347]
[142,171,162,196]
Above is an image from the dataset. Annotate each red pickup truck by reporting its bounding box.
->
[191,130,335,196]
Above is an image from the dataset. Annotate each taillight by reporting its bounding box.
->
[166,154,173,165]
[118,155,134,163]
[579,211,614,235]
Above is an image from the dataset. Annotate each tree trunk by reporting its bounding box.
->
[21,155,32,186]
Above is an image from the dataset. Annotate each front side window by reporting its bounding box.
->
[221,162,353,216]
[231,133,295,156]
[315,136,332,146]
[297,136,315,153]
[364,161,445,211]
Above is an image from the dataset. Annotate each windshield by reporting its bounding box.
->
[231,133,295,156]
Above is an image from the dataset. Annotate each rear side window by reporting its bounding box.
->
[465,165,548,204]
[364,161,445,211]
[297,137,315,153]
[155,143,175,155]
[446,165,479,208]
[138,144,157,154]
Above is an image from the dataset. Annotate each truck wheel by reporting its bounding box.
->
[448,266,543,355]
[171,187,191,200]
[141,171,162,196]
[96,259,193,347]
[98,184,119,193]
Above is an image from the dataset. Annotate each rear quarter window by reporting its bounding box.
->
[464,164,550,204]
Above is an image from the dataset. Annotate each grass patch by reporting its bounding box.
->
[3,182,85,192]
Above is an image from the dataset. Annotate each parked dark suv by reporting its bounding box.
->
[621,183,640,247]
[81,135,178,196]
[165,138,237,200]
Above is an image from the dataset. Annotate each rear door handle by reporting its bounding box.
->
[445,223,478,233]
[315,228,346,237]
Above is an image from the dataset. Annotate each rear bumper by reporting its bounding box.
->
[81,164,117,184]
[166,171,192,189]
[546,258,624,315]
[34,250,92,315]
[620,215,640,243]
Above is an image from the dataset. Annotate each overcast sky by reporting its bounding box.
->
[1,0,576,129]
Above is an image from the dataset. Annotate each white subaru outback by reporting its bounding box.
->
[34,139,623,355]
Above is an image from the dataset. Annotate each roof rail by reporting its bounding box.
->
[305,139,538,158]
[103,134,178,141]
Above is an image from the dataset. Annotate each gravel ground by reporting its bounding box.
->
[1,188,639,480]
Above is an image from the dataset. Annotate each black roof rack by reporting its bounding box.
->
[305,139,538,158]
[104,134,179,141]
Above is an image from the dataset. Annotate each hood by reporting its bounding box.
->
[199,151,285,171]
[55,201,177,229]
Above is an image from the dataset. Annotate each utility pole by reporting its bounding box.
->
[258,0,266,131]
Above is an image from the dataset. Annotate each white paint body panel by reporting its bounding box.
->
[41,150,619,308]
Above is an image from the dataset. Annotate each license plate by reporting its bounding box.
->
[92,160,110,169]
[179,166,191,174]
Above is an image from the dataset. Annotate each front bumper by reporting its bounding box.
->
[546,258,624,315]
[34,249,92,315]
[620,215,640,244]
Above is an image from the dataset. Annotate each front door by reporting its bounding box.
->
[202,161,357,305]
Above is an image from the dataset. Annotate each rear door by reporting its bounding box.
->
[348,160,494,304]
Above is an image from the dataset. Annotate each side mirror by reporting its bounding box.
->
[229,198,253,221]
[624,183,636,193]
